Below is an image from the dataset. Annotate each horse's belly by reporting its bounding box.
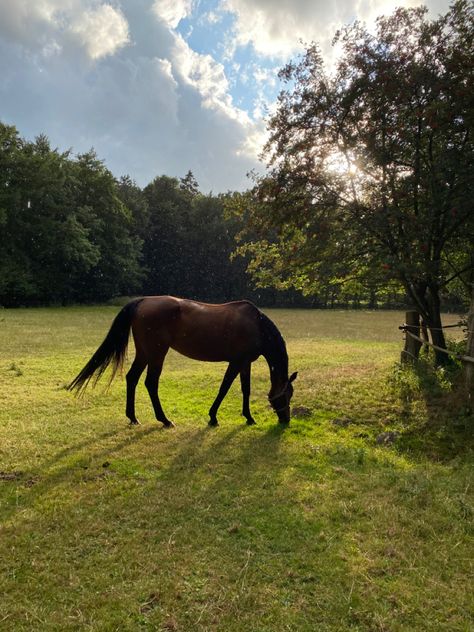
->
[171,338,234,362]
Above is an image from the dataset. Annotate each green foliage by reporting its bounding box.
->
[388,359,459,401]
[71,151,144,301]
[230,1,474,335]
[0,127,260,306]
[141,176,266,302]
[0,125,143,306]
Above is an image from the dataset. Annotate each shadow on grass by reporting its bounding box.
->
[0,423,163,524]
[389,360,474,461]
[4,414,471,631]
[0,415,360,631]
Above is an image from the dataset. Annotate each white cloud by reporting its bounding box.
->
[172,36,228,101]
[0,0,64,50]
[0,0,263,191]
[205,10,221,25]
[223,0,448,59]
[152,0,192,28]
[0,0,129,60]
[171,34,251,127]
[70,4,129,59]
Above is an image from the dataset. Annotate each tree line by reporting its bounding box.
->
[0,124,278,307]
[0,121,408,310]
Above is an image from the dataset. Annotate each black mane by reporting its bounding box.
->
[258,310,289,377]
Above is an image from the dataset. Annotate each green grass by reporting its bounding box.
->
[0,307,473,631]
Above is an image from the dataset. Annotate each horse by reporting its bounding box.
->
[68,296,297,427]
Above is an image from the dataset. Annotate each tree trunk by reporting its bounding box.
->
[420,319,429,356]
[401,310,422,363]
[465,284,474,398]
[368,288,377,309]
[425,283,450,366]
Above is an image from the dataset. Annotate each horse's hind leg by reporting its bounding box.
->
[240,362,256,425]
[145,350,174,428]
[126,357,147,425]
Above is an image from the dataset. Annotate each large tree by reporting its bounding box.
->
[69,151,144,302]
[0,125,143,305]
[0,127,100,305]
[142,175,254,301]
[232,1,474,362]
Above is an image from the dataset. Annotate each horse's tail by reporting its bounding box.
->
[68,298,144,395]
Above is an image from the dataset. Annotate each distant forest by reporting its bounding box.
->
[0,122,304,307]
[0,121,463,310]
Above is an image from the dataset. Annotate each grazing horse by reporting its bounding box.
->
[68,296,297,426]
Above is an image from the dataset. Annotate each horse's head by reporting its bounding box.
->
[268,371,298,423]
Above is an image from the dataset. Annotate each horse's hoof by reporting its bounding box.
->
[162,420,175,428]
[129,419,141,426]
[246,418,256,426]
[208,419,219,427]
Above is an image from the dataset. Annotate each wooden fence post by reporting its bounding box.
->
[401,310,422,364]
[465,285,474,397]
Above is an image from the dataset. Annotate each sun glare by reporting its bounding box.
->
[327,150,359,176]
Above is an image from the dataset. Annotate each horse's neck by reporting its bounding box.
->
[266,360,288,396]
[259,316,288,394]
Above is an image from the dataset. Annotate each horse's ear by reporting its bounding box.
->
[289,371,298,383]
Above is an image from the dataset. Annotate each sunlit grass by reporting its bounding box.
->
[0,307,472,631]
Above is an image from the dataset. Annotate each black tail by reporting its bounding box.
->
[68,298,144,394]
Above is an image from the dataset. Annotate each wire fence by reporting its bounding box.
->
[400,319,474,364]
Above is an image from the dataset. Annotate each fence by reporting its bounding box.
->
[399,310,474,393]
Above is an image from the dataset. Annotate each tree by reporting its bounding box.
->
[0,126,101,305]
[179,170,200,197]
[231,1,474,362]
[0,125,144,306]
[142,175,189,296]
[116,175,150,241]
[0,123,35,303]
[69,151,144,302]
[142,176,253,301]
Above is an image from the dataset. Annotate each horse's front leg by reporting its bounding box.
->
[208,362,240,426]
[240,362,256,425]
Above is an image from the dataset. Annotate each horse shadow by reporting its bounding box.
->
[0,422,163,525]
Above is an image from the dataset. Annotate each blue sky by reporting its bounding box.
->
[0,0,450,192]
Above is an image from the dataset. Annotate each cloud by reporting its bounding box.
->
[69,4,130,59]
[224,0,445,59]
[0,0,452,194]
[0,0,261,191]
[223,0,341,58]
[152,0,192,28]
[204,10,222,25]
[172,34,242,119]
[0,0,129,59]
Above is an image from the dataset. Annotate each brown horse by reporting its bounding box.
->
[68,296,297,426]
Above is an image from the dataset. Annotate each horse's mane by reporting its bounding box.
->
[258,310,288,376]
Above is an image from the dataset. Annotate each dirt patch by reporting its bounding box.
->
[24,477,40,487]
[332,417,352,427]
[292,405,312,418]
[0,471,23,481]
[140,592,160,614]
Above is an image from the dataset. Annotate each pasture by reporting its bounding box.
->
[0,306,473,631]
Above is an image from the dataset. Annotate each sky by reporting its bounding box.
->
[0,0,450,193]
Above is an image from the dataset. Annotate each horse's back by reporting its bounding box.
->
[131,296,262,362]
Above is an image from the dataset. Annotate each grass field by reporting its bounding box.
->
[0,306,473,631]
